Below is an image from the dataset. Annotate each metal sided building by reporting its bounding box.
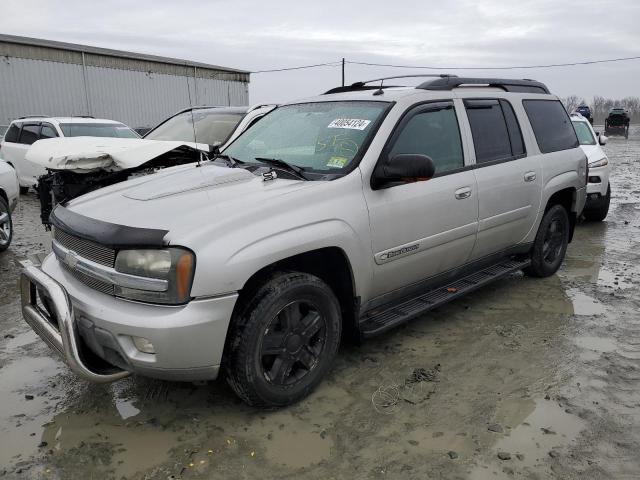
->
[0,34,250,131]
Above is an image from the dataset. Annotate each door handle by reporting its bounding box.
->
[524,171,537,182]
[454,187,472,200]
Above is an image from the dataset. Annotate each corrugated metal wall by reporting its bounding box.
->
[0,44,249,129]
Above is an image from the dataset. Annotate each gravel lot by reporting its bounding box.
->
[1,127,639,479]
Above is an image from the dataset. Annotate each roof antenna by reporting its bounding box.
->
[185,64,203,167]
[373,79,385,96]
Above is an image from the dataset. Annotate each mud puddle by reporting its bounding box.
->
[469,398,586,479]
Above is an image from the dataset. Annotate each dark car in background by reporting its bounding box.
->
[575,104,593,124]
[605,108,630,139]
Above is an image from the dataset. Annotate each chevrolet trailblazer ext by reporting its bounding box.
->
[21,76,587,407]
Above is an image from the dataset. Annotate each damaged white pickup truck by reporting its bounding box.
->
[21,76,586,407]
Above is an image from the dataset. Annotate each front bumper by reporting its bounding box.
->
[20,255,238,383]
[21,263,129,383]
[586,165,610,197]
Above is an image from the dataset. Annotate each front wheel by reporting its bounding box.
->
[0,197,13,252]
[224,272,342,407]
[583,185,611,222]
[524,204,570,278]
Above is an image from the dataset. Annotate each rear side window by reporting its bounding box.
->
[523,100,578,153]
[500,100,525,157]
[4,124,20,143]
[18,124,40,145]
[40,124,58,139]
[388,102,464,175]
[465,100,512,163]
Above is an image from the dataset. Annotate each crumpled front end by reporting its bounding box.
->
[30,137,204,227]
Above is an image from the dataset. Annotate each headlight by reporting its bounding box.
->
[114,248,195,304]
[588,157,608,168]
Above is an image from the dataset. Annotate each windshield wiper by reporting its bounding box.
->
[212,153,244,168]
[254,157,308,180]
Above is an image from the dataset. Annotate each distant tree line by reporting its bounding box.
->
[563,95,640,123]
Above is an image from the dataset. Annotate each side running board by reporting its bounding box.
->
[359,258,531,338]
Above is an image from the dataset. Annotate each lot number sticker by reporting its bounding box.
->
[326,156,348,168]
[327,118,371,130]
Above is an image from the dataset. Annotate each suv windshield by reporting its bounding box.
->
[145,110,244,145]
[572,121,596,145]
[224,101,388,172]
[60,123,139,138]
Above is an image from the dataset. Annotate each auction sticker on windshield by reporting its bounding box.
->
[327,118,371,130]
[326,156,348,168]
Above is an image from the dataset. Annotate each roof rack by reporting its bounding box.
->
[324,74,456,95]
[72,115,95,118]
[17,115,49,120]
[417,77,550,94]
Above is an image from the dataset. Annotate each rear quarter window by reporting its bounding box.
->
[523,100,579,153]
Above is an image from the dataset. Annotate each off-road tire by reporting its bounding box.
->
[583,185,611,222]
[0,197,13,252]
[224,272,342,407]
[524,204,570,278]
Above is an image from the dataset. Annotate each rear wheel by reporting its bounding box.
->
[524,204,570,278]
[0,197,13,252]
[19,186,29,195]
[224,272,342,407]
[583,184,611,222]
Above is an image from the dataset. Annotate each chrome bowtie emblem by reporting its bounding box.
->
[64,250,79,269]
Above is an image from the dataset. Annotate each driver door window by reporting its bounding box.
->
[388,103,464,176]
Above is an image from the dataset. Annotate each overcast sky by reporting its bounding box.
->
[1,0,639,104]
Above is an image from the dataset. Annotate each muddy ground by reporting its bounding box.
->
[1,127,639,480]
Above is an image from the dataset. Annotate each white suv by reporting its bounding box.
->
[0,116,139,193]
[571,113,611,221]
[21,76,587,407]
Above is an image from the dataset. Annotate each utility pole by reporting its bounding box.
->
[341,58,345,87]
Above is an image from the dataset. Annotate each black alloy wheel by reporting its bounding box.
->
[541,216,566,265]
[260,300,326,386]
[225,272,342,407]
[524,204,570,278]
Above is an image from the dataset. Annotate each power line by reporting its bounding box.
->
[251,61,341,73]
[346,56,640,70]
[247,54,640,76]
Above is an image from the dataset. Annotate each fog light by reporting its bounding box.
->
[132,336,155,354]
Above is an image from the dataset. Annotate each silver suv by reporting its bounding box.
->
[21,76,587,407]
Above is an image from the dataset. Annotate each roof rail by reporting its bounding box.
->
[72,115,95,118]
[247,103,278,112]
[324,74,457,95]
[17,115,49,120]
[417,77,550,94]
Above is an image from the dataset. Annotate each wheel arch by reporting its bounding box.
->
[232,247,360,342]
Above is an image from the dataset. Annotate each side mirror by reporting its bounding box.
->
[598,133,607,146]
[372,154,436,189]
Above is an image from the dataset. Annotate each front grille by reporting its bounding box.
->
[60,262,115,296]
[54,228,116,267]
